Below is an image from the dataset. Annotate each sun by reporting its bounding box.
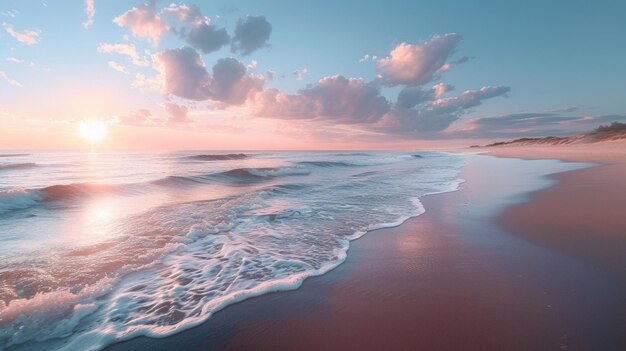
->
[77,120,107,143]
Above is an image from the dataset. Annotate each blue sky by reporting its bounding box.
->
[1,0,625,150]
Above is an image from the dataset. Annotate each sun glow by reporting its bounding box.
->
[77,120,107,143]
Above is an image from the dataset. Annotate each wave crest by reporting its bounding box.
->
[184,153,249,161]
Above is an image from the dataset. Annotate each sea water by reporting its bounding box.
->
[0,151,464,350]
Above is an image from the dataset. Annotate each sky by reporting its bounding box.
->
[0,0,625,150]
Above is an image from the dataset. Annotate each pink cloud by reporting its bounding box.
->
[162,102,192,124]
[253,88,318,119]
[377,33,460,86]
[433,82,454,98]
[162,4,205,26]
[254,75,390,124]
[98,43,149,66]
[83,0,95,29]
[114,4,168,46]
[3,23,40,45]
[0,70,22,87]
[117,109,153,126]
[153,47,212,100]
[153,47,264,105]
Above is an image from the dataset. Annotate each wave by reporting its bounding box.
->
[330,152,372,157]
[217,166,310,182]
[299,155,417,168]
[153,166,312,188]
[0,183,129,215]
[0,165,312,215]
[183,153,249,161]
[0,162,37,170]
[0,152,465,350]
[0,153,29,158]
[297,161,354,168]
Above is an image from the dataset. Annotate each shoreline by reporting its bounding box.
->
[108,152,626,351]
[484,142,626,278]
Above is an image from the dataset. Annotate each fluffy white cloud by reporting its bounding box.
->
[377,33,460,86]
[114,3,168,46]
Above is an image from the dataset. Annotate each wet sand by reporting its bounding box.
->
[108,152,626,351]
[487,140,626,276]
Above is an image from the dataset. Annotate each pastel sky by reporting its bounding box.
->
[1,0,625,150]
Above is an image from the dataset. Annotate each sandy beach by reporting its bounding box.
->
[108,143,626,351]
[488,140,626,276]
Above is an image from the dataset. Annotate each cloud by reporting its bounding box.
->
[186,22,230,54]
[0,70,22,87]
[1,10,19,18]
[210,57,265,105]
[98,43,149,66]
[83,0,95,29]
[117,109,153,126]
[164,4,230,54]
[107,61,128,74]
[153,46,264,104]
[396,83,454,109]
[358,54,377,63]
[3,23,40,45]
[545,106,577,114]
[266,70,276,81]
[162,102,192,124]
[458,111,626,138]
[231,15,272,55]
[293,68,308,80]
[432,82,454,98]
[7,57,21,64]
[254,75,391,124]
[377,33,460,86]
[377,86,510,133]
[153,46,212,100]
[162,4,205,26]
[114,3,168,46]
[132,72,160,91]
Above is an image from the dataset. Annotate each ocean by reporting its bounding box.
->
[0,151,463,350]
